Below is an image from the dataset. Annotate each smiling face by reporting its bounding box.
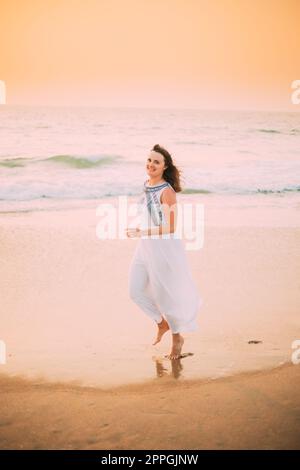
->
[146,150,167,179]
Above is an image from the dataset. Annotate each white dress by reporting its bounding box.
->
[128,179,202,334]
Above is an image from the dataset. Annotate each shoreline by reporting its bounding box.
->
[0,357,295,393]
[0,192,299,229]
[0,361,299,449]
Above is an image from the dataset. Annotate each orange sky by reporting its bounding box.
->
[0,0,299,110]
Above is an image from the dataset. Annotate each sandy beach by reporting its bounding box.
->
[1,193,300,449]
[0,362,299,450]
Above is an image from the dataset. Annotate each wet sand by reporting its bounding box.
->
[0,362,299,450]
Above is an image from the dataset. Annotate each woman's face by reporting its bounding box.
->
[146,150,166,179]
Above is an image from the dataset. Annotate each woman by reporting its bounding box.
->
[126,144,202,360]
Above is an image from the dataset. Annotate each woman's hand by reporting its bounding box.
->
[125,227,142,238]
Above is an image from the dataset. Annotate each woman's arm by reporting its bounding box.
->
[125,189,177,238]
[139,188,177,237]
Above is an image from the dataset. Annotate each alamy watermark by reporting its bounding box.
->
[291,80,300,104]
[291,339,300,365]
[0,340,6,364]
[96,196,204,251]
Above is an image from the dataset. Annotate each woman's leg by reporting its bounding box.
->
[128,258,163,323]
[166,333,185,360]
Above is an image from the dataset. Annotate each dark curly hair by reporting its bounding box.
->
[151,144,182,192]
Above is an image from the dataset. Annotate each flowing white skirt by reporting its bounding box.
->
[129,237,202,333]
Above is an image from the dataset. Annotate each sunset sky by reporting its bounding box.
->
[0,0,299,110]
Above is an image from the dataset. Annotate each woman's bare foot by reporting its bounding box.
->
[152,317,170,345]
[166,334,184,360]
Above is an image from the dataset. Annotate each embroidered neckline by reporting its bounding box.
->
[144,180,169,191]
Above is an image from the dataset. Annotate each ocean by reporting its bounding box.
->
[0,105,299,213]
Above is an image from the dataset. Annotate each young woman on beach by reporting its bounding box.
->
[126,144,202,360]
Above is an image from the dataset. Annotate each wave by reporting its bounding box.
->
[257,128,300,135]
[183,187,300,195]
[290,128,300,135]
[182,188,212,194]
[257,129,281,134]
[0,154,122,169]
[0,158,27,168]
[181,186,300,196]
[44,154,121,169]
[256,187,300,194]
[0,185,300,203]
[175,141,198,145]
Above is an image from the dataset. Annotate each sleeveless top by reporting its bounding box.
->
[137,179,175,230]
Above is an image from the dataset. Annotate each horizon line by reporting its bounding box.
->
[1,104,299,114]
